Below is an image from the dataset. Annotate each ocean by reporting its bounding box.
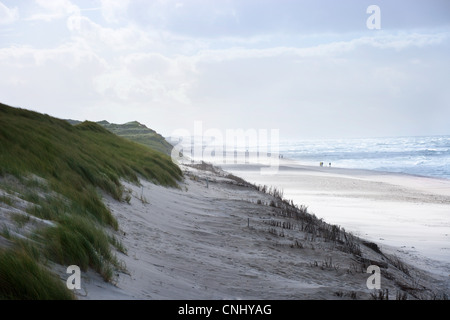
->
[278,135,450,180]
[176,134,450,180]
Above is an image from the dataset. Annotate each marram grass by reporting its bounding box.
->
[0,248,74,300]
[0,102,182,298]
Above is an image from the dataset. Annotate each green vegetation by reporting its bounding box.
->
[42,215,116,281]
[0,102,183,299]
[0,194,14,206]
[67,119,174,155]
[0,248,74,300]
[0,103,182,223]
[11,213,30,228]
[101,120,174,156]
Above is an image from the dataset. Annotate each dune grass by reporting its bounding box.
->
[0,248,74,300]
[0,102,182,221]
[41,214,116,281]
[0,102,183,298]
[0,103,181,195]
[97,120,174,156]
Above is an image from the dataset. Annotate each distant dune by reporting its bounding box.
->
[65,119,174,156]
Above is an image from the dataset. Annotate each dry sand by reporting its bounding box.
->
[223,160,450,279]
[76,162,449,300]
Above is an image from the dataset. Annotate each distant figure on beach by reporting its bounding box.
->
[329,163,331,167]
[320,162,323,167]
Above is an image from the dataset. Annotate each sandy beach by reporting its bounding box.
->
[76,161,449,300]
[223,160,450,279]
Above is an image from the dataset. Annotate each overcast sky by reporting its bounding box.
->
[1,0,449,139]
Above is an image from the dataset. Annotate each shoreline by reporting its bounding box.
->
[77,161,449,299]
[219,159,450,279]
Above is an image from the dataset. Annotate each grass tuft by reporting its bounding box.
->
[41,215,114,281]
[0,248,74,300]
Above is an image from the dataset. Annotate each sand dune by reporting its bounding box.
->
[78,163,449,300]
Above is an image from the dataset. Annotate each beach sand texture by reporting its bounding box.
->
[78,163,450,299]
[224,160,450,278]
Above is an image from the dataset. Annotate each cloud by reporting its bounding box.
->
[0,39,105,69]
[67,15,154,51]
[29,0,79,21]
[0,40,108,118]
[93,52,197,104]
[178,28,450,138]
[367,31,448,50]
[0,2,18,24]
[1,1,449,138]
[184,30,448,67]
[99,0,130,23]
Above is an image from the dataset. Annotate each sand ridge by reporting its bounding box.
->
[77,163,449,299]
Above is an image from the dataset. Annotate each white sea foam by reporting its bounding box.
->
[277,135,450,179]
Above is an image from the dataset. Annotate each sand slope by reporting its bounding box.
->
[78,164,449,300]
[224,161,450,280]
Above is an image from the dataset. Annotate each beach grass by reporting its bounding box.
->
[96,120,174,156]
[0,102,183,297]
[41,214,115,281]
[0,248,74,300]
